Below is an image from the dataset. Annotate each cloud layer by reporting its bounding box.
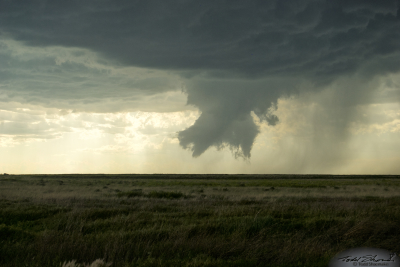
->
[2,0,399,76]
[0,39,189,113]
[1,0,400,159]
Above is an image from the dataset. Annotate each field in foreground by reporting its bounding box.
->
[1,174,400,267]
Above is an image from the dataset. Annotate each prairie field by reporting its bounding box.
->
[1,174,400,267]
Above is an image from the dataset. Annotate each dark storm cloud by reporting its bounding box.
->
[1,0,399,76]
[1,0,399,157]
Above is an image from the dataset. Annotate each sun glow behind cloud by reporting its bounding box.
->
[0,101,201,173]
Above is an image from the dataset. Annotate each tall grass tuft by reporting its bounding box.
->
[147,190,188,199]
[61,259,111,267]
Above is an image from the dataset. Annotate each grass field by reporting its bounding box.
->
[1,174,400,266]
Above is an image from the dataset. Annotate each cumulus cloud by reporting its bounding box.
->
[1,0,400,160]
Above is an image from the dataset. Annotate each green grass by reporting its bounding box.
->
[117,189,144,198]
[0,174,400,266]
[116,190,190,199]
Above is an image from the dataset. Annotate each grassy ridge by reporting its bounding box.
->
[0,175,399,266]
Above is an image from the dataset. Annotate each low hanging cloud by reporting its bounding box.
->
[178,77,289,158]
[1,0,400,159]
[0,39,187,113]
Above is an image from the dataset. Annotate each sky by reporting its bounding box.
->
[0,0,400,174]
